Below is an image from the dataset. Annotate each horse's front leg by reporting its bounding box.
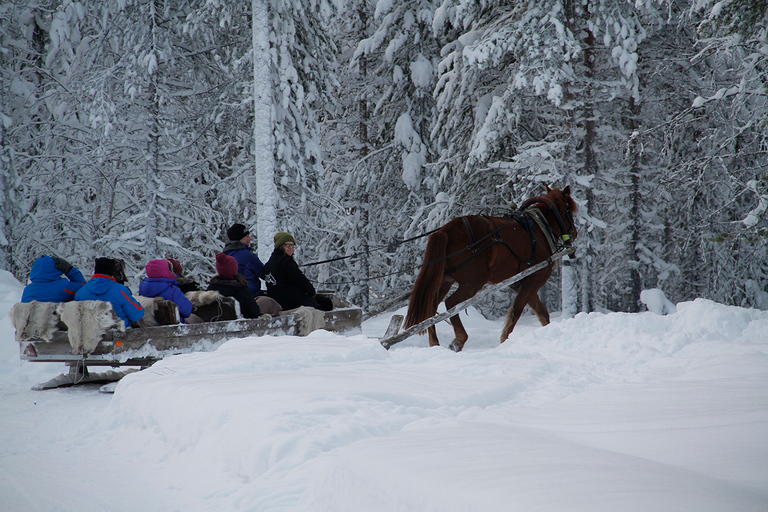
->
[447,314,469,352]
[527,292,550,326]
[501,282,541,343]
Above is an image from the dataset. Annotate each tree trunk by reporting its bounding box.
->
[145,0,161,259]
[627,96,643,312]
[252,0,278,261]
[0,67,10,271]
[561,257,577,318]
[580,11,597,313]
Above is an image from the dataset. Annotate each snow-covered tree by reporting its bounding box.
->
[314,0,443,307]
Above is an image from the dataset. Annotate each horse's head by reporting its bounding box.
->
[544,185,578,243]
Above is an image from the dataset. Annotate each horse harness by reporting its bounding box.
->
[444,197,573,276]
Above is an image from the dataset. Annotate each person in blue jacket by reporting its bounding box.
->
[223,223,266,297]
[138,259,202,324]
[21,255,86,303]
[75,257,144,328]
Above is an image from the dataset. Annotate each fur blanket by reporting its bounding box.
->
[282,306,325,336]
[59,301,124,354]
[186,291,240,321]
[186,290,223,308]
[137,296,180,327]
[10,301,62,342]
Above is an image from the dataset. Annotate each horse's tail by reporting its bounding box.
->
[404,230,448,329]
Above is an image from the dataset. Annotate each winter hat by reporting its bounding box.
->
[215,252,239,278]
[94,257,117,277]
[166,258,182,276]
[227,223,249,241]
[146,259,177,280]
[274,232,296,248]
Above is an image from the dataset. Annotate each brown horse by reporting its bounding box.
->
[403,185,577,352]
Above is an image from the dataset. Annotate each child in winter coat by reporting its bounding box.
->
[21,255,86,303]
[75,257,144,328]
[139,259,202,324]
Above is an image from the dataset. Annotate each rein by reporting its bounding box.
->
[306,194,575,288]
[300,227,440,267]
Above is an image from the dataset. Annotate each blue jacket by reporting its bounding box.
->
[223,241,265,296]
[21,256,86,303]
[138,259,194,320]
[75,274,144,328]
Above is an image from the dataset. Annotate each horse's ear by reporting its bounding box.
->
[564,185,571,196]
[545,184,552,193]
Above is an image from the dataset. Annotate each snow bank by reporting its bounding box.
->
[103,300,768,511]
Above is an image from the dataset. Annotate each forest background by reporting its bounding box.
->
[1,0,766,316]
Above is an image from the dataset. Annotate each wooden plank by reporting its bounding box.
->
[382,315,403,339]
[363,292,410,321]
[380,246,576,349]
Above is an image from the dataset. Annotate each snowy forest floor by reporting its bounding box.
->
[0,270,767,512]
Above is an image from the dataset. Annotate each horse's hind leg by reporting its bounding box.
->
[444,282,482,352]
[527,292,550,326]
[427,278,455,347]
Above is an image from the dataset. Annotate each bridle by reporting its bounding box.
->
[519,195,576,248]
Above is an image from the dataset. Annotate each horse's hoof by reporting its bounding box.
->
[449,341,462,352]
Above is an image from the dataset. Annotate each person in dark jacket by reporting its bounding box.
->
[206,252,262,319]
[139,259,202,324]
[21,255,86,303]
[75,257,144,328]
[263,232,333,312]
[223,223,266,297]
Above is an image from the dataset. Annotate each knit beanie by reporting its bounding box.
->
[215,252,239,278]
[274,232,296,248]
[227,223,249,241]
[94,257,117,277]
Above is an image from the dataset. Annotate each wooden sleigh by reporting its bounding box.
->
[11,291,362,390]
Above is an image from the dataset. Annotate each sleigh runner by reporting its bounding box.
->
[11,291,361,389]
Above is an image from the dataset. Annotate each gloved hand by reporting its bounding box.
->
[51,256,73,275]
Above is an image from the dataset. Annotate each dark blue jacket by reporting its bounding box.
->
[75,274,144,328]
[21,256,86,303]
[223,241,265,296]
[138,259,194,320]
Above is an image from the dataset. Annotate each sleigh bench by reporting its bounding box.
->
[11,291,361,389]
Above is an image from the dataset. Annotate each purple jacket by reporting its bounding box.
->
[138,259,194,320]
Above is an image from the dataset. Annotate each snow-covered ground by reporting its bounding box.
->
[1,269,767,511]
